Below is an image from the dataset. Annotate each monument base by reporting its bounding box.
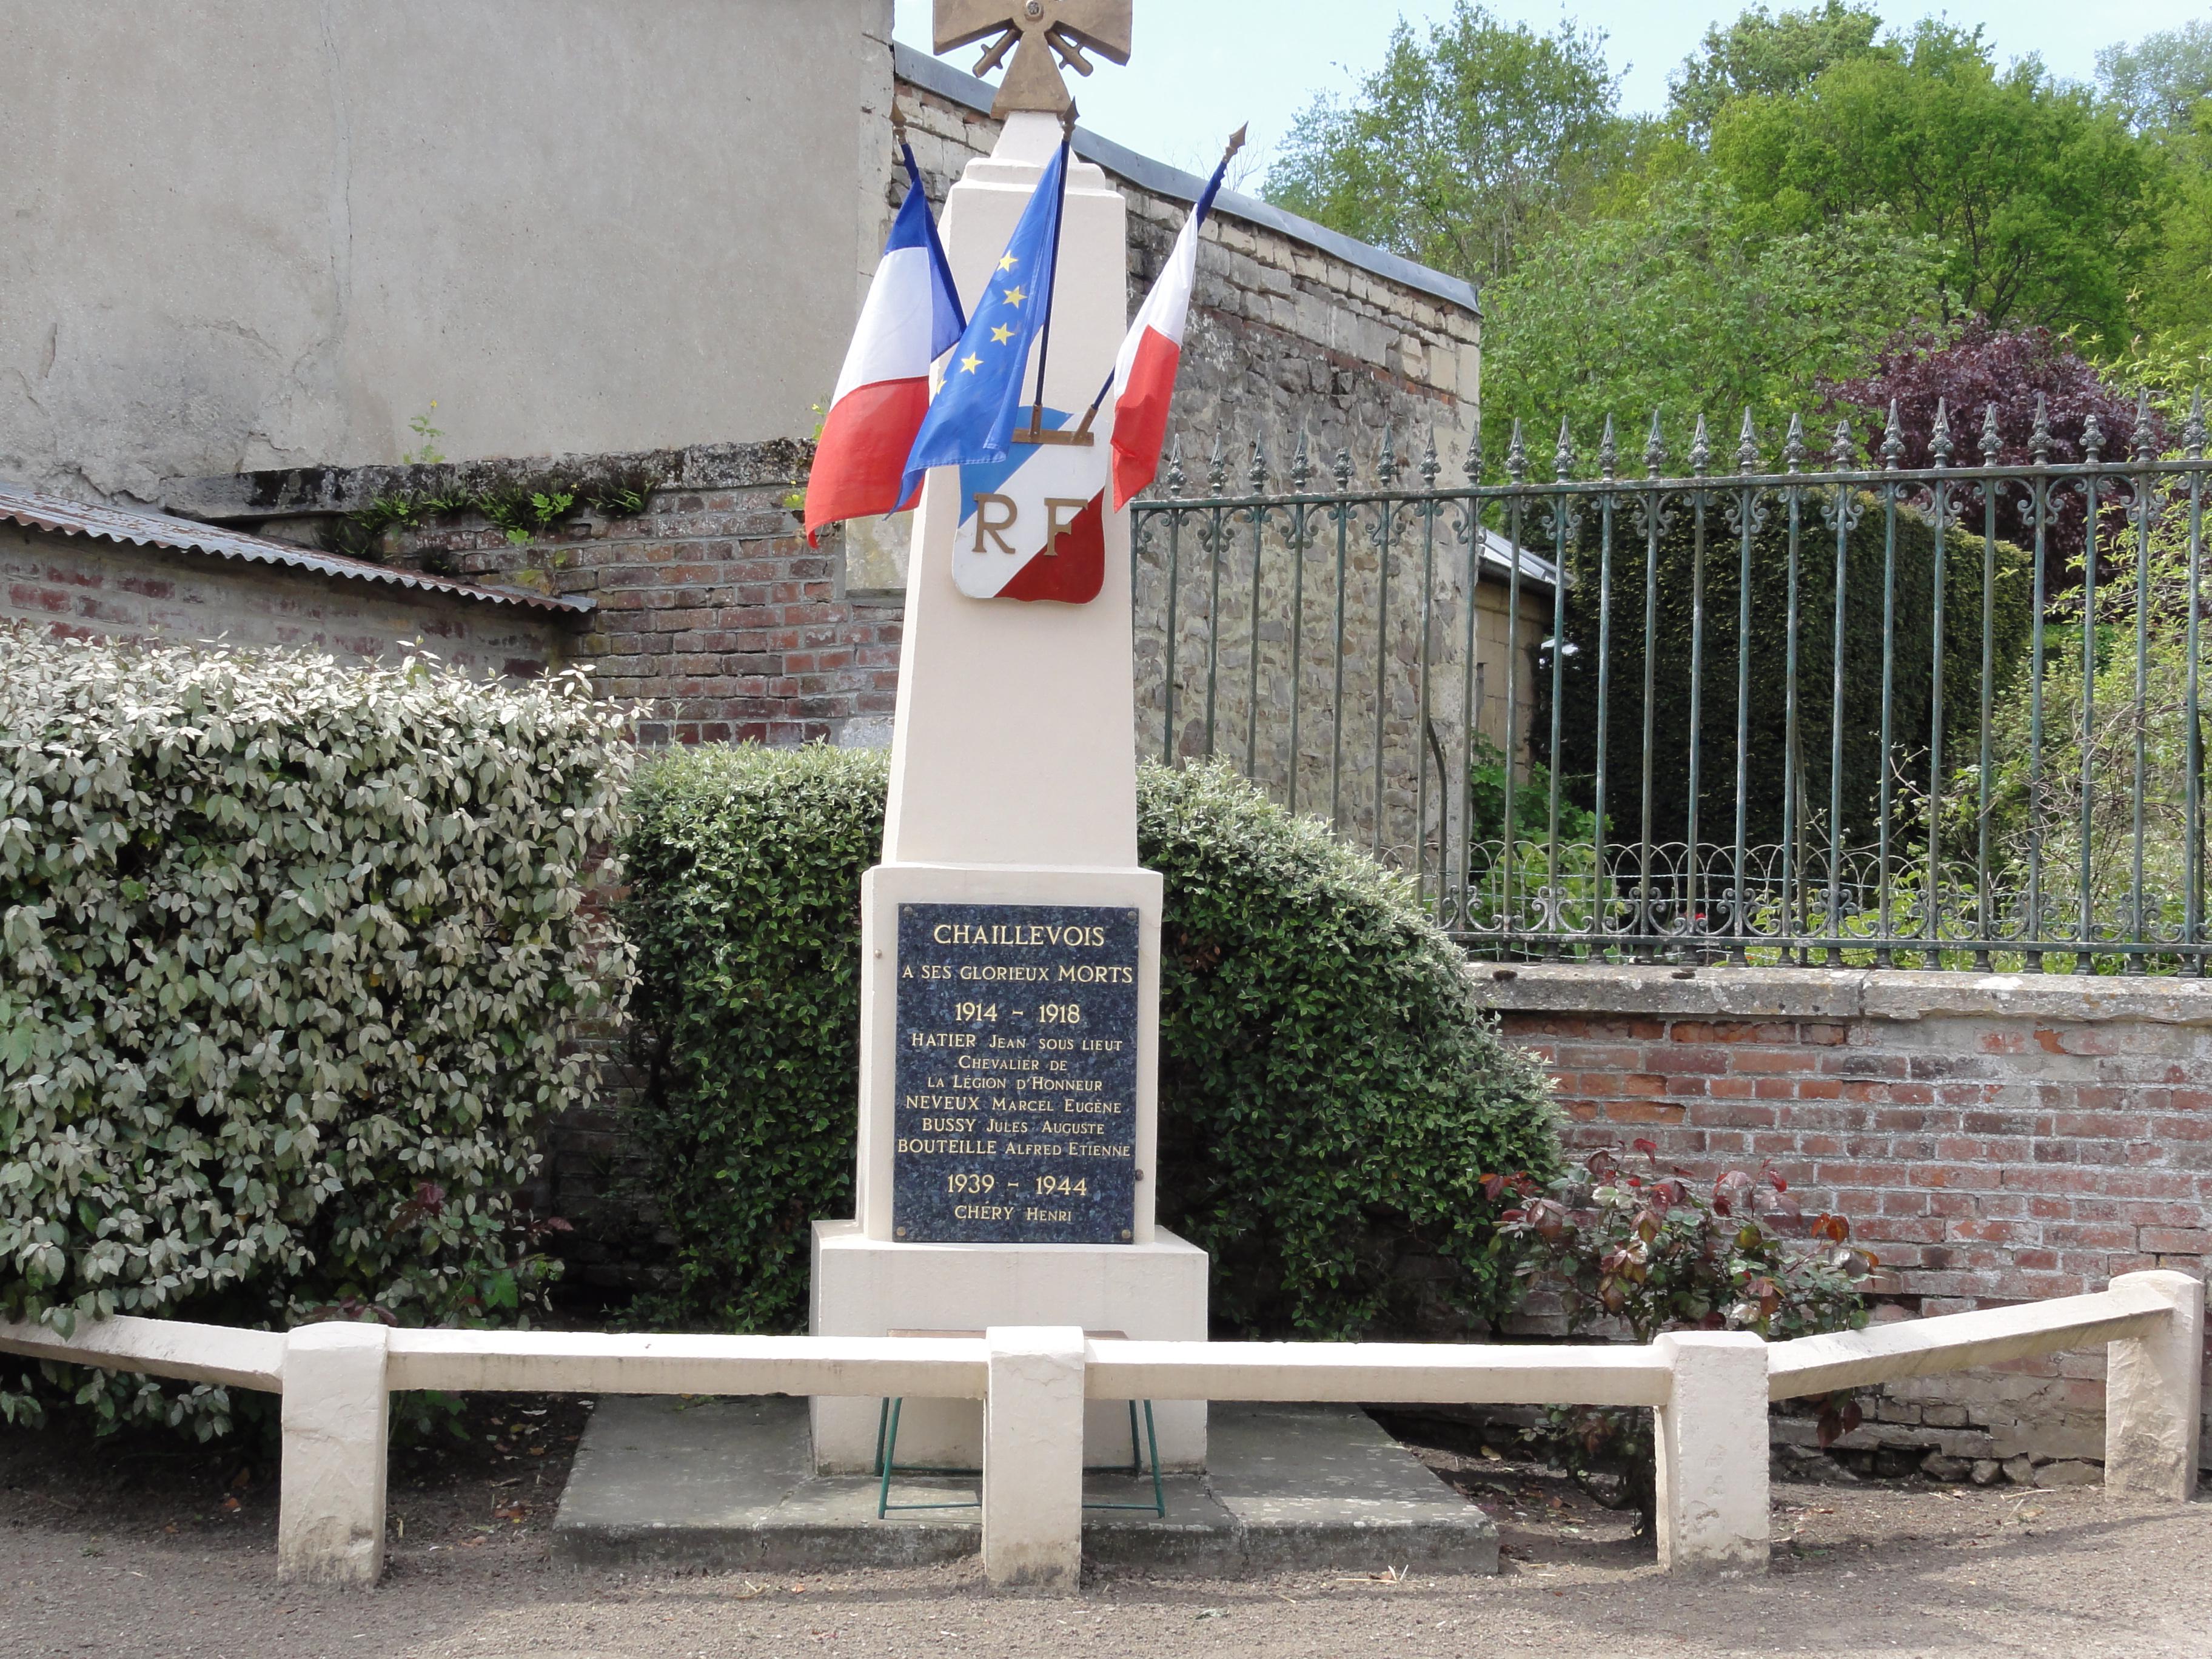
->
[808,1220,1210,1473]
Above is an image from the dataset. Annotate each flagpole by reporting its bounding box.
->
[894,105,967,338]
[1070,123,1247,442]
[1021,103,1080,444]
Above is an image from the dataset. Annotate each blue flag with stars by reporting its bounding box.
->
[898,142,1069,504]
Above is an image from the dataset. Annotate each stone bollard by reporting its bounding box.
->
[2104,1270,2205,1503]
[982,1326,1087,1591]
[278,1321,391,1588]
[1654,1330,1770,1574]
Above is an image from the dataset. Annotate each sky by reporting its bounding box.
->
[891,1,2207,183]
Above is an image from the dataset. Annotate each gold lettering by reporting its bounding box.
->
[971,492,1019,554]
[1043,498,1088,553]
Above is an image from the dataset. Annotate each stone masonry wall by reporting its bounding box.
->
[888,70,1481,470]
[879,69,1507,862]
[1486,964,2212,1480]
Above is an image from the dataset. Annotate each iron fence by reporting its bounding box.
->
[1129,396,2212,973]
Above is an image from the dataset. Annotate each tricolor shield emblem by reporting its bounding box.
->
[950,404,1113,604]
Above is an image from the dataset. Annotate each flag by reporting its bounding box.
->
[1108,149,1233,510]
[898,142,1070,506]
[902,138,1111,604]
[803,145,965,548]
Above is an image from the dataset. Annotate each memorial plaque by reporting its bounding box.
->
[893,902,1140,1244]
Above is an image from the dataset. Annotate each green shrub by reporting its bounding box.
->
[1490,1145,1876,1526]
[617,743,884,1333]
[619,749,1563,1341]
[0,631,634,1435]
[1542,492,2037,851]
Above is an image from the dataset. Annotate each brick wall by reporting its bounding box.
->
[401,479,899,751]
[0,521,576,675]
[169,443,903,751]
[1486,964,2212,1479]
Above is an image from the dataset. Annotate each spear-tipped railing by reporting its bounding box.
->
[1130,397,2212,971]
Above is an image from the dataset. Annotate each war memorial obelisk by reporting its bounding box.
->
[808,2,1209,1473]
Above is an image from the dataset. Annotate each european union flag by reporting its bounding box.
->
[898,142,1070,504]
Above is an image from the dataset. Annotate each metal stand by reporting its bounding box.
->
[874,1395,1167,1519]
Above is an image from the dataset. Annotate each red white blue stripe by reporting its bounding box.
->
[1108,150,1233,511]
[803,146,965,548]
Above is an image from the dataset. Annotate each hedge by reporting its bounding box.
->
[1542,493,2037,850]
[0,631,634,1434]
[619,747,1562,1341]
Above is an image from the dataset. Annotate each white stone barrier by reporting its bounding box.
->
[0,1273,2196,1589]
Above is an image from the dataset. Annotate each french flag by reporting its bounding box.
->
[804,145,965,548]
[1108,136,1239,511]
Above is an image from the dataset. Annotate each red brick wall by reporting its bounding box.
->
[1487,965,2212,1476]
[391,476,900,749]
[0,522,572,675]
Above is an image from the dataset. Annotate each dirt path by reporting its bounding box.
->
[1,1413,2205,1658]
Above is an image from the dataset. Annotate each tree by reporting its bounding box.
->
[1477,178,1943,454]
[2097,21,2212,135]
[2103,36,2212,363]
[1667,1,1886,141]
[1265,1,1633,289]
[1825,322,2157,579]
[1711,23,2165,347]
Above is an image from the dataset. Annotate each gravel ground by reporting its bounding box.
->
[1,1403,2206,1659]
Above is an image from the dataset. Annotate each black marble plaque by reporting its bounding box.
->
[892,902,1141,1245]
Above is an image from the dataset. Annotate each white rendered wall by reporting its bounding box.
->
[0,0,894,501]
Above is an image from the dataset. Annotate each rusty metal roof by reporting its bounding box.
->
[0,482,593,615]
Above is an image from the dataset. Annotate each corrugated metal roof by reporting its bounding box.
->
[1480,527,1560,594]
[0,481,593,615]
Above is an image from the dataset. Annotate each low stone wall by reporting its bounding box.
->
[1486,964,2212,1478]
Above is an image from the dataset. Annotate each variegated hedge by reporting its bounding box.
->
[0,630,634,1433]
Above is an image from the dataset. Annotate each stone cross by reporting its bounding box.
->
[934,0,1133,117]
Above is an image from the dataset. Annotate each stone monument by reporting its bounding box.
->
[808,0,1210,1475]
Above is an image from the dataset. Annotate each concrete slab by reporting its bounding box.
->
[554,1397,1498,1577]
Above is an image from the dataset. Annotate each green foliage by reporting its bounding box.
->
[2096,21,2212,135]
[1710,22,2166,347]
[1263,8,2208,420]
[1467,737,1599,850]
[2119,97,2212,364]
[1667,2,1886,141]
[618,749,1563,1341]
[329,464,663,565]
[1140,762,1563,1338]
[1941,492,2211,968]
[481,487,579,548]
[0,631,635,1435]
[1477,177,1944,449]
[616,743,884,1333]
[401,403,447,468]
[1542,491,2037,853]
[1490,1145,1875,1521]
[1493,1147,1875,1347]
[1265,1,1636,289]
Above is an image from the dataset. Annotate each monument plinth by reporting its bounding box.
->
[809,102,1208,1473]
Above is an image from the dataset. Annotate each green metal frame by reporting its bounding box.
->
[1130,396,2212,973]
[873,1396,1167,1518]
